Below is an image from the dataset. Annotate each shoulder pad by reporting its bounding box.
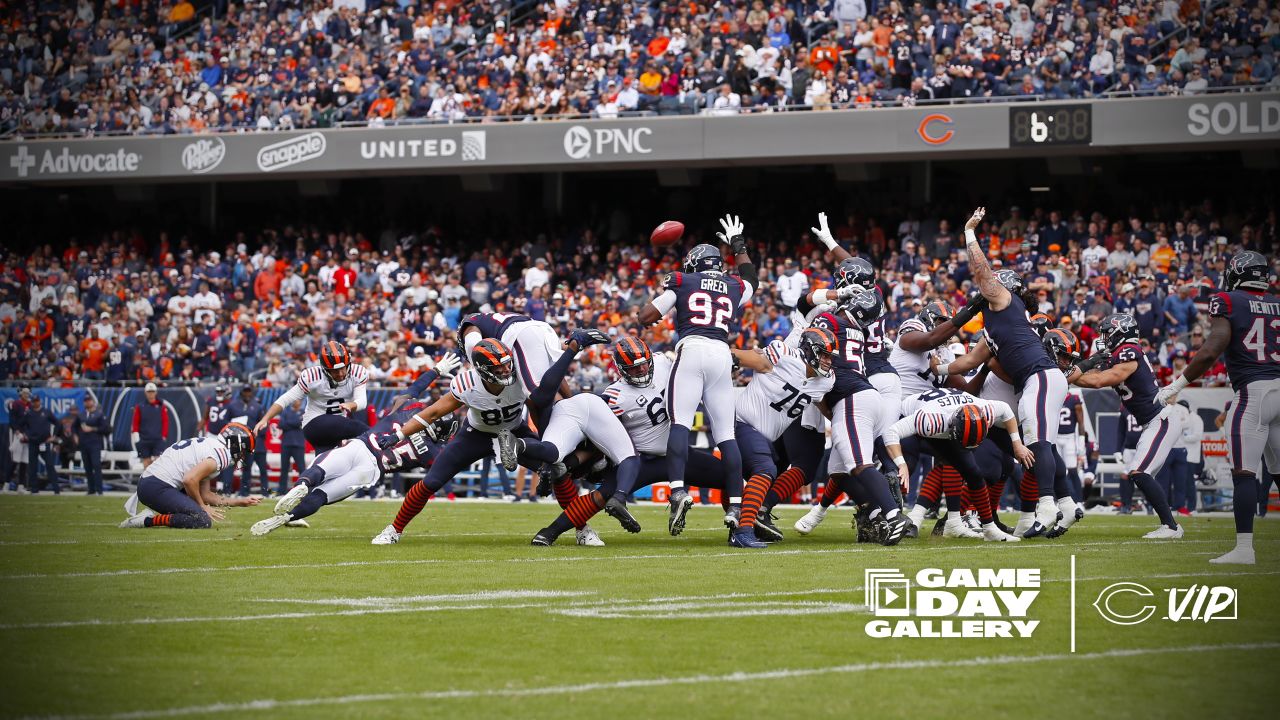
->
[1208,292,1231,317]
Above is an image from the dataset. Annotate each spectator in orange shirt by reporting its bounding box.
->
[79,327,110,380]
[809,39,839,74]
[254,264,281,302]
[169,0,195,24]
[367,86,396,119]
[1150,233,1176,274]
[638,62,663,109]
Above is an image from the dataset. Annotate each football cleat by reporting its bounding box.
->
[793,505,827,535]
[993,515,1017,535]
[1142,525,1184,540]
[1022,498,1059,538]
[118,514,147,529]
[668,489,694,536]
[251,514,290,536]
[724,507,741,530]
[1055,497,1081,530]
[531,530,555,546]
[1013,512,1036,537]
[576,525,605,546]
[854,505,876,543]
[930,515,946,537]
[536,462,565,497]
[604,497,642,533]
[371,524,402,545]
[274,483,309,516]
[982,523,1021,542]
[962,511,982,534]
[904,521,919,539]
[284,519,310,528]
[1209,547,1256,565]
[496,430,519,472]
[753,509,784,542]
[943,516,983,539]
[729,527,768,549]
[879,514,911,546]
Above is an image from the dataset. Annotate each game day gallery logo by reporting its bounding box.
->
[864,568,1041,638]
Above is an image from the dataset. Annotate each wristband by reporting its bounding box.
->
[1009,432,1022,445]
[1167,374,1189,393]
[395,428,406,441]
[964,228,980,246]
[891,455,907,468]
[936,362,952,377]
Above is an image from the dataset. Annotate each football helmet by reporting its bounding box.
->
[1225,251,1270,292]
[1042,328,1082,371]
[612,336,654,387]
[834,257,876,291]
[683,243,724,274]
[220,422,255,463]
[840,289,884,329]
[1098,313,1140,351]
[798,326,837,378]
[949,404,992,449]
[320,341,351,384]
[1029,313,1053,338]
[472,338,516,386]
[918,301,954,331]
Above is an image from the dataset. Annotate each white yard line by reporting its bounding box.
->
[3,569,1275,631]
[26,642,1280,720]
[0,538,1230,581]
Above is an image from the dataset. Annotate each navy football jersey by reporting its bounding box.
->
[105,343,136,382]
[1110,342,1160,426]
[1119,408,1143,450]
[862,290,897,376]
[1058,392,1081,435]
[206,400,233,434]
[664,271,748,342]
[460,312,533,339]
[811,309,876,401]
[981,293,1056,390]
[1209,290,1280,391]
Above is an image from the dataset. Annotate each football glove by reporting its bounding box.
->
[1072,352,1108,375]
[568,328,610,350]
[810,211,836,250]
[716,214,748,255]
[433,352,462,378]
[952,293,989,327]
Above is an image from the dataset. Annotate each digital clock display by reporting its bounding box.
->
[1009,105,1093,146]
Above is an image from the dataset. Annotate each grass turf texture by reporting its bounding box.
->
[1,495,1278,719]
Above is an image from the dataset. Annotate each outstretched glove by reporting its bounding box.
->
[433,352,462,378]
[1155,375,1189,406]
[810,212,837,250]
[717,214,748,256]
[1072,352,1108,375]
[952,293,989,327]
[568,328,610,351]
[836,284,861,301]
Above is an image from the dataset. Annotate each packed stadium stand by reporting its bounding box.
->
[2,0,1277,136]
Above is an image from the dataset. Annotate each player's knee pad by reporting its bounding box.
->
[300,465,326,489]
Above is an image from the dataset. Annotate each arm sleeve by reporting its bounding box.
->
[988,400,1015,426]
[883,416,916,446]
[651,289,677,315]
[736,264,758,301]
[406,369,440,399]
[530,349,576,409]
[272,382,307,410]
[351,383,368,412]
[462,328,480,358]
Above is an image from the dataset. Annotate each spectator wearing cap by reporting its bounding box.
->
[229,386,268,496]
[78,395,109,495]
[24,394,61,495]
[1131,274,1165,340]
[131,382,170,468]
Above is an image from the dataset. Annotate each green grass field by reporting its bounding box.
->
[2,494,1278,719]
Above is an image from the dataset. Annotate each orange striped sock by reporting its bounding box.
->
[1019,468,1038,511]
[393,481,433,533]
[988,478,1006,514]
[553,479,577,509]
[739,474,771,528]
[961,483,975,513]
[766,467,807,507]
[564,493,600,529]
[969,481,993,524]
[941,466,964,512]
[819,477,844,508]
[918,467,943,505]
[149,514,171,527]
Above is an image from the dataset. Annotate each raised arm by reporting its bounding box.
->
[731,347,774,373]
[810,212,853,263]
[935,336,993,377]
[962,207,1012,310]
[396,393,464,438]
[717,214,758,290]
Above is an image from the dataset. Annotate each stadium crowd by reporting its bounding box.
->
[2,0,1278,136]
[1,202,1275,393]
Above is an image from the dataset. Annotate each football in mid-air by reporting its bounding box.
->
[650,220,685,247]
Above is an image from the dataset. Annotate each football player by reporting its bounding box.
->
[460,311,572,397]
[729,327,837,547]
[118,424,260,529]
[1045,329,1088,514]
[1068,314,1183,539]
[1157,251,1279,563]
[939,207,1068,538]
[254,341,370,454]
[884,388,1031,541]
[371,330,609,545]
[250,355,462,536]
[638,214,757,536]
[532,336,730,545]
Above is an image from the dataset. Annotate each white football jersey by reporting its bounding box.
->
[146,436,232,489]
[602,354,673,456]
[736,340,834,442]
[888,388,1013,445]
[980,370,1018,410]
[890,317,956,401]
[294,364,371,426]
[450,368,529,433]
